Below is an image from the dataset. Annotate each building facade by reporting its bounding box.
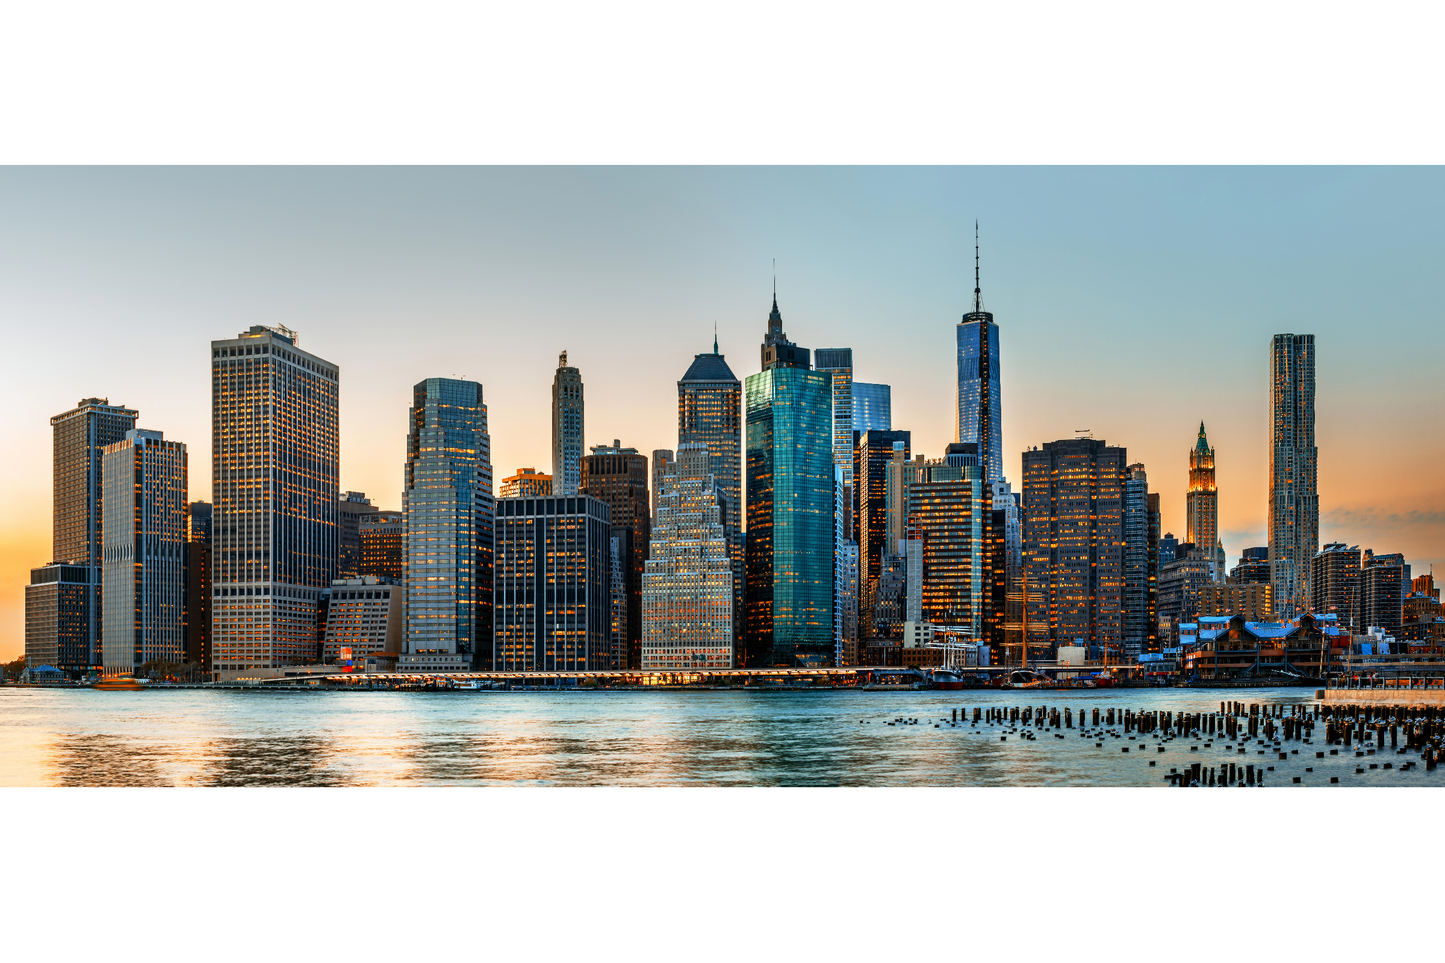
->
[855,429,911,634]
[402,378,493,672]
[1185,422,1225,581]
[500,467,552,499]
[358,510,405,580]
[905,456,992,640]
[1361,550,1405,636]
[744,293,835,667]
[24,565,91,677]
[493,494,613,670]
[1231,547,1271,585]
[185,501,212,666]
[956,235,1003,483]
[1311,542,1361,629]
[1197,581,1272,621]
[101,429,187,677]
[580,440,650,669]
[1158,545,1214,635]
[1122,463,1158,658]
[337,491,378,579]
[1268,333,1319,616]
[551,351,584,497]
[321,576,402,666]
[650,450,674,524]
[641,443,733,669]
[852,382,891,435]
[210,326,339,676]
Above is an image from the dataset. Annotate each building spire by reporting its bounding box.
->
[713,320,719,354]
[973,220,982,314]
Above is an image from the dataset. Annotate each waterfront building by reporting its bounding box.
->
[1123,464,1159,658]
[24,565,91,678]
[1311,542,1361,629]
[1361,550,1405,636]
[855,430,912,636]
[678,339,743,648]
[1185,423,1226,581]
[580,440,650,669]
[1022,438,1127,657]
[500,467,552,499]
[337,491,378,579]
[1197,581,1272,621]
[903,448,992,640]
[100,429,187,677]
[641,443,733,669]
[852,382,891,435]
[551,351,584,497]
[494,494,613,670]
[210,326,339,676]
[185,501,212,666]
[650,450,674,524]
[321,576,402,666]
[41,397,139,674]
[402,378,493,673]
[358,510,405,580]
[744,291,835,667]
[1181,613,1344,681]
[956,229,1003,482]
[1232,547,1271,585]
[1268,333,1319,616]
[1401,584,1442,643]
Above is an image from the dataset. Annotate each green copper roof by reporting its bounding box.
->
[1195,421,1211,453]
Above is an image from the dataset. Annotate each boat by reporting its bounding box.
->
[93,676,146,691]
[1004,668,1052,689]
[929,666,966,690]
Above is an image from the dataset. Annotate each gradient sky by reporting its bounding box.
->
[2,166,1442,661]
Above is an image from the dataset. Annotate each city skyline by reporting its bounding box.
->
[3,167,1444,661]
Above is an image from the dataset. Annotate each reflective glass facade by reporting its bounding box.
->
[1268,333,1318,616]
[852,382,891,435]
[404,378,493,668]
[956,314,1003,482]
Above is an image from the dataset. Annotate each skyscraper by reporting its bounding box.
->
[1123,463,1158,658]
[855,429,911,634]
[814,347,855,500]
[956,227,1003,483]
[101,429,188,677]
[46,397,138,672]
[402,378,493,672]
[337,491,378,579]
[358,510,405,581]
[745,291,835,667]
[185,501,212,667]
[1269,333,1318,617]
[1360,550,1405,636]
[580,440,650,668]
[210,326,339,675]
[551,351,584,497]
[641,443,733,669]
[852,382,891,435]
[500,467,552,498]
[1185,422,1225,581]
[904,451,992,638]
[1311,542,1361,629]
[1022,438,1128,656]
[650,449,674,524]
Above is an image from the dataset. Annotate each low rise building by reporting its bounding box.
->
[1198,581,1272,622]
[322,577,403,668]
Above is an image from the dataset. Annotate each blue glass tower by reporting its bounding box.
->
[745,292,836,667]
[852,382,891,434]
[956,225,1003,483]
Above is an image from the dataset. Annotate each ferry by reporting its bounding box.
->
[93,676,146,691]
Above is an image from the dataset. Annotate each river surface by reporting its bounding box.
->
[0,686,1432,787]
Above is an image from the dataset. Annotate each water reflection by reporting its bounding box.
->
[49,732,176,787]
[201,734,352,787]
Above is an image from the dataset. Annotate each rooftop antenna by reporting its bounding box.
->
[973,220,982,314]
[713,320,719,354]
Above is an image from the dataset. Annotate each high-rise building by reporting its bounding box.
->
[1022,438,1128,656]
[358,510,405,580]
[580,440,650,669]
[608,534,627,670]
[1123,463,1158,658]
[745,291,834,667]
[1231,547,1271,585]
[956,229,1003,483]
[1360,550,1405,636]
[321,576,402,666]
[551,351,584,497]
[402,378,493,673]
[1185,423,1225,581]
[24,564,91,677]
[1158,544,1213,633]
[1269,333,1319,617]
[337,491,378,579]
[852,383,891,435]
[1159,532,1179,568]
[185,501,212,666]
[100,429,187,677]
[650,450,674,524]
[855,429,911,634]
[641,443,733,669]
[678,339,743,648]
[44,397,138,673]
[1311,542,1361,629]
[494,494,613,670]
[904,452,992,638]
[814,347,856,498]
[500,467,552,498]
[210,326,339,675]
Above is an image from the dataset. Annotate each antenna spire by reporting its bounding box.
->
[973,220,982,314]
[714,320,719,354]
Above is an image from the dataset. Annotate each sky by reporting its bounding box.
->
[1,166,1442,662]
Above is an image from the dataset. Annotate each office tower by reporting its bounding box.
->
[678,339,742,644]
[873,554,907,639]
[321,576,402,666]
[838,538,859,665]
[855,429,911,634]
[1159,532,1179,568]
[211,326,339,675]
[337,491,378,579]
[608,534,627,669]
[1185,422,1225,581]
[1123,463,1157,658]
[1360,550,1404,635]
[100,429,187,677]
[814,347,855,497]
[1022,438,1128,656]
[551,351,584,497]
[884,442,908,551]
[1268,333,1318,617]
[45,396,138,672]
[1158,544,1213,632]
[402,378,493,672]
[500,467,552,498]
[24,565,90,678]
[641,443,733,669]
[991,480,1022,593]
[359,510,405,580]
[956,228,1003,482]
[1232,547,1271,585]
[494,494,613,670]
[852,382,892,435]
[1197,582,1272,621]
[1311,542,1360,628]
[745,290,834,667]
[185,501,212,666]
[1147,492,1161,650]
[580,440,650,668]
[902,447,992,638]
[650,450,674,524]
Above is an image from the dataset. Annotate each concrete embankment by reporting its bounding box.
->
[1322,689,1445,707]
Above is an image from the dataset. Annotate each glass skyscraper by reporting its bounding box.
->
[1268,333,1318,617]
[403,377,494,672]
[956,232,1003,483]
[851,382,891,434]
[744,293,835,667]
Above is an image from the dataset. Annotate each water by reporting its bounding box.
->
[0,686,1430,787]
